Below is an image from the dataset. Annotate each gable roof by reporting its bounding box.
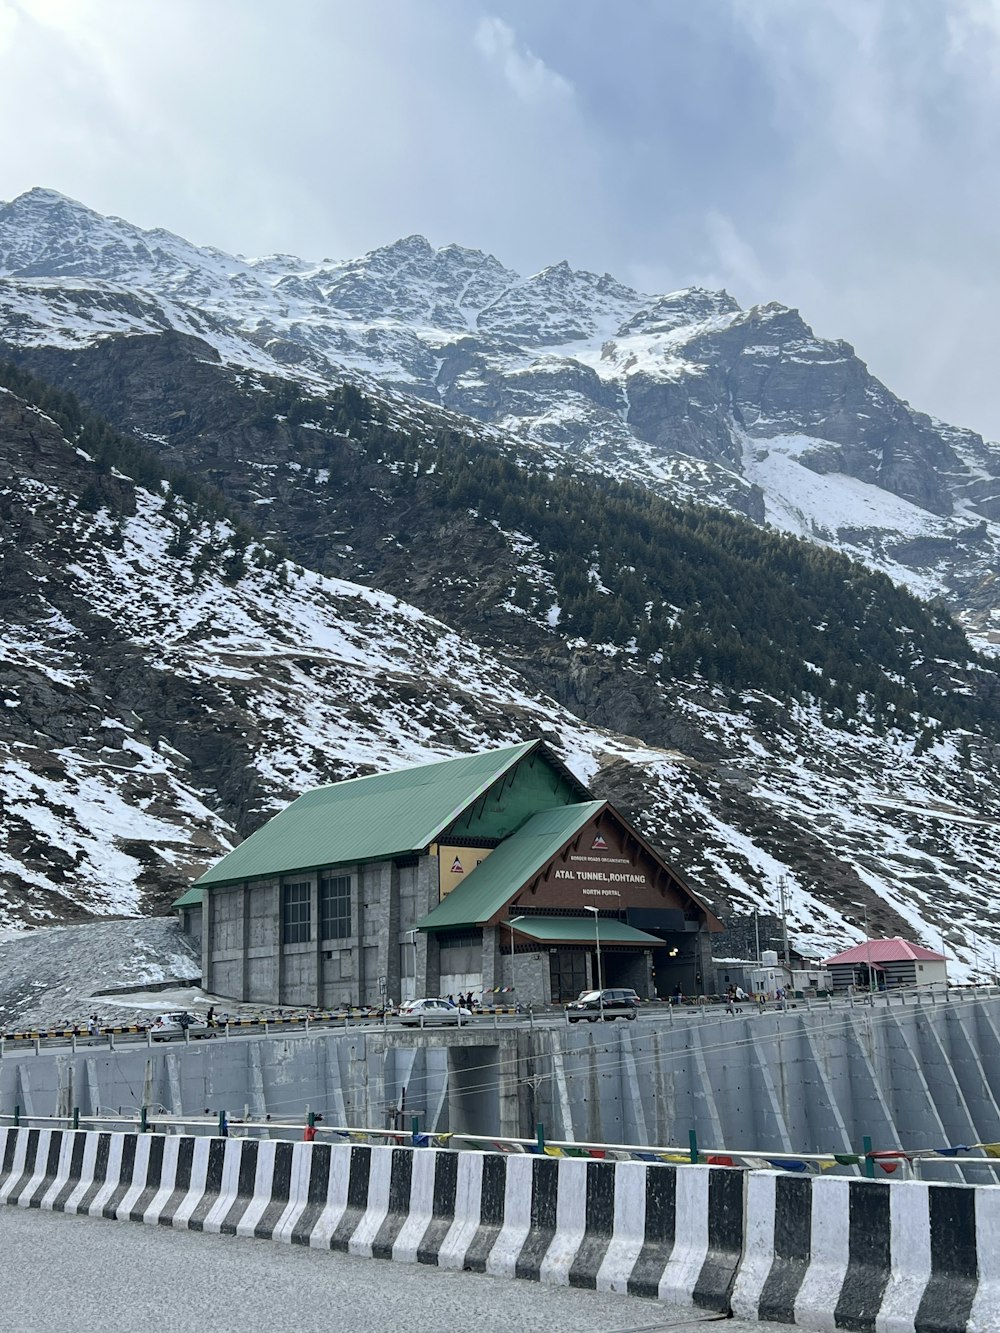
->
[194,739,587,888]
[418,801,605,930]
[418,800,722,933]
[172,886,203,909]
[823,938,947,966]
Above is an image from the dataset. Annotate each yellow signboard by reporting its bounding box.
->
[436,844,494,899]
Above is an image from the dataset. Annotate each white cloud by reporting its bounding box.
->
[0,1,18,51]
[704,211,769,300]
[474,15,573,104]
[2,0,1000,440]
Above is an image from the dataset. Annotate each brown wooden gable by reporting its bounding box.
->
[487,803,722,929]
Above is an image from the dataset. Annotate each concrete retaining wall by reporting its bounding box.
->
[6,996,1000,1167]
[1,1126,995,1330]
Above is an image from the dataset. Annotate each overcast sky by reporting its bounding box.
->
[1,0,999,439]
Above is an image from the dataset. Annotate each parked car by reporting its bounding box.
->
[397,998,473,1025]
[565,989,639,1021]
[149,1011,214,1041]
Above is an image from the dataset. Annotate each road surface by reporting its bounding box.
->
[0,1204,795,1333]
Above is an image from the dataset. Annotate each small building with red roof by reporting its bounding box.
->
[822,937,948,992]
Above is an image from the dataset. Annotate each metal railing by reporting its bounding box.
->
[1,1109,996,1181]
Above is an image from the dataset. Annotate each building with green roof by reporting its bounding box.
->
[183,738,721,1008]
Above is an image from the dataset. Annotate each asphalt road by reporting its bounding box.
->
[0,1204,796,1333]
[4,993,895,1055]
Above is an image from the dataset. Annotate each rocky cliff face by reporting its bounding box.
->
[2,188,1000,640]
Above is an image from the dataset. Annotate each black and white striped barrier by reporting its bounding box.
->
[0,1127,994,1329]
[731,1170,997,1332]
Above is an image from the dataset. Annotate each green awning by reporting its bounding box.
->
[511,916,661,946]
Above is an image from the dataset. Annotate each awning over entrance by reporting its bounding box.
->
[511,917,662,947]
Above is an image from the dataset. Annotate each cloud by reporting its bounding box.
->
[474,15,573,104]
[704,211,769,300]
[2,0,1000,439]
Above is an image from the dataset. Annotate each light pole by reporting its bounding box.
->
[863,902,875,1001]
[584,905,604,1020]
[507,915,525,995]
[778,876,790,967]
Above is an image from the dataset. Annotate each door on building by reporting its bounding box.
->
[549,950,589,1002]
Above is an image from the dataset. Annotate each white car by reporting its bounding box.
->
[397,998,473,1025]
[149,1011,214,1041]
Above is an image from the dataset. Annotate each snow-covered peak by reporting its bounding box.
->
[619,286,742,336]
[0,187,250,290]
[304,233,520,330]
[476,259,647,345]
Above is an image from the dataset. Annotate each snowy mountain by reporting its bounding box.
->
[2,369,999,983]
[3,188,1000,645]
[3,189,1000,980]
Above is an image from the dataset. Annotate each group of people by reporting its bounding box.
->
[446,993,476,1009]
[725,985,749,1013]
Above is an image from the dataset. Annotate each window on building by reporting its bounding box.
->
[320,875,351,940]
[281,881,311,944]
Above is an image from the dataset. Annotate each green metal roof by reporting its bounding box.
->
[511,917,663,946]
[418,801,605,930]
[172,886,203,909]
[194,740,543,888]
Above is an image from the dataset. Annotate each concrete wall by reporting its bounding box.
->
[7,994,1000,1169]
[203,855,445,1010]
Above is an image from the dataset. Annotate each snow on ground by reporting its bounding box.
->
[0,918,200,1030]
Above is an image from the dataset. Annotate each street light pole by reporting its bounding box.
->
[584,906,604,1020]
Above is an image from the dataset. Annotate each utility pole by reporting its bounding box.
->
[779,877,790,967]
[584,906,604,1019]
[863,902,875,997]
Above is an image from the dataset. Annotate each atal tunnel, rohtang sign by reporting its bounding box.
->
[535,816,690,914]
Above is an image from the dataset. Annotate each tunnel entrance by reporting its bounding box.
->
[447,1044,500,1136]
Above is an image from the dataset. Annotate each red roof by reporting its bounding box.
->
[823,937,946,966]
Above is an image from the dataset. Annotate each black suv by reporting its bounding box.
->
[565,988,640,1021]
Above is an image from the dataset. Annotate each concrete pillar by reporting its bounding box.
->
[643,949,654,1000]
[275,880,285,1006]
[201,888,213,993]
[314,877,323,1009]
[696,929,715,996]
[421,932,441,998]
[382,863,401,1007]
[512,952,550,1006]
[241,883,251,1002]
[481,925,504,998]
